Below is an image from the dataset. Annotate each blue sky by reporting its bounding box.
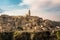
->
[0,0,60,21]
[0,0,28,10]
[0,0,21,5]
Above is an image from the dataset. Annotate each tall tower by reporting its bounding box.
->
[28,10,31,16]
[25,10,31,17]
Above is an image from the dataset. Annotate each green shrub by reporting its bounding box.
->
[56,30,60,40]
[13,31,31,40]
[13,31,22,40]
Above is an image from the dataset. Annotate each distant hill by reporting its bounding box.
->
[52,21,60,27]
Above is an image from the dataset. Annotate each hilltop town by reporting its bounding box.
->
[0,10,60,32]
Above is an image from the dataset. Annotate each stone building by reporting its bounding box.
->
[0,10,59,32]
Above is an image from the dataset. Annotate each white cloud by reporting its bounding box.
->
[21,0,60,10]
[0,0,60,21]
[21,0,60,21]
[0,9,28,16]
[51,0,60,4]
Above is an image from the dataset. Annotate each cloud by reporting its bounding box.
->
[0,9,28,16]
[0,0,60,21]
[21,0,60,11]
[20,0,60,21]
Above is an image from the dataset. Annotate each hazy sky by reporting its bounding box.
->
[0,0,60,21]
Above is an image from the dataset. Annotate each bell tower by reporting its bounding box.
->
[25,10,31,17]
[28,10,31,16]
